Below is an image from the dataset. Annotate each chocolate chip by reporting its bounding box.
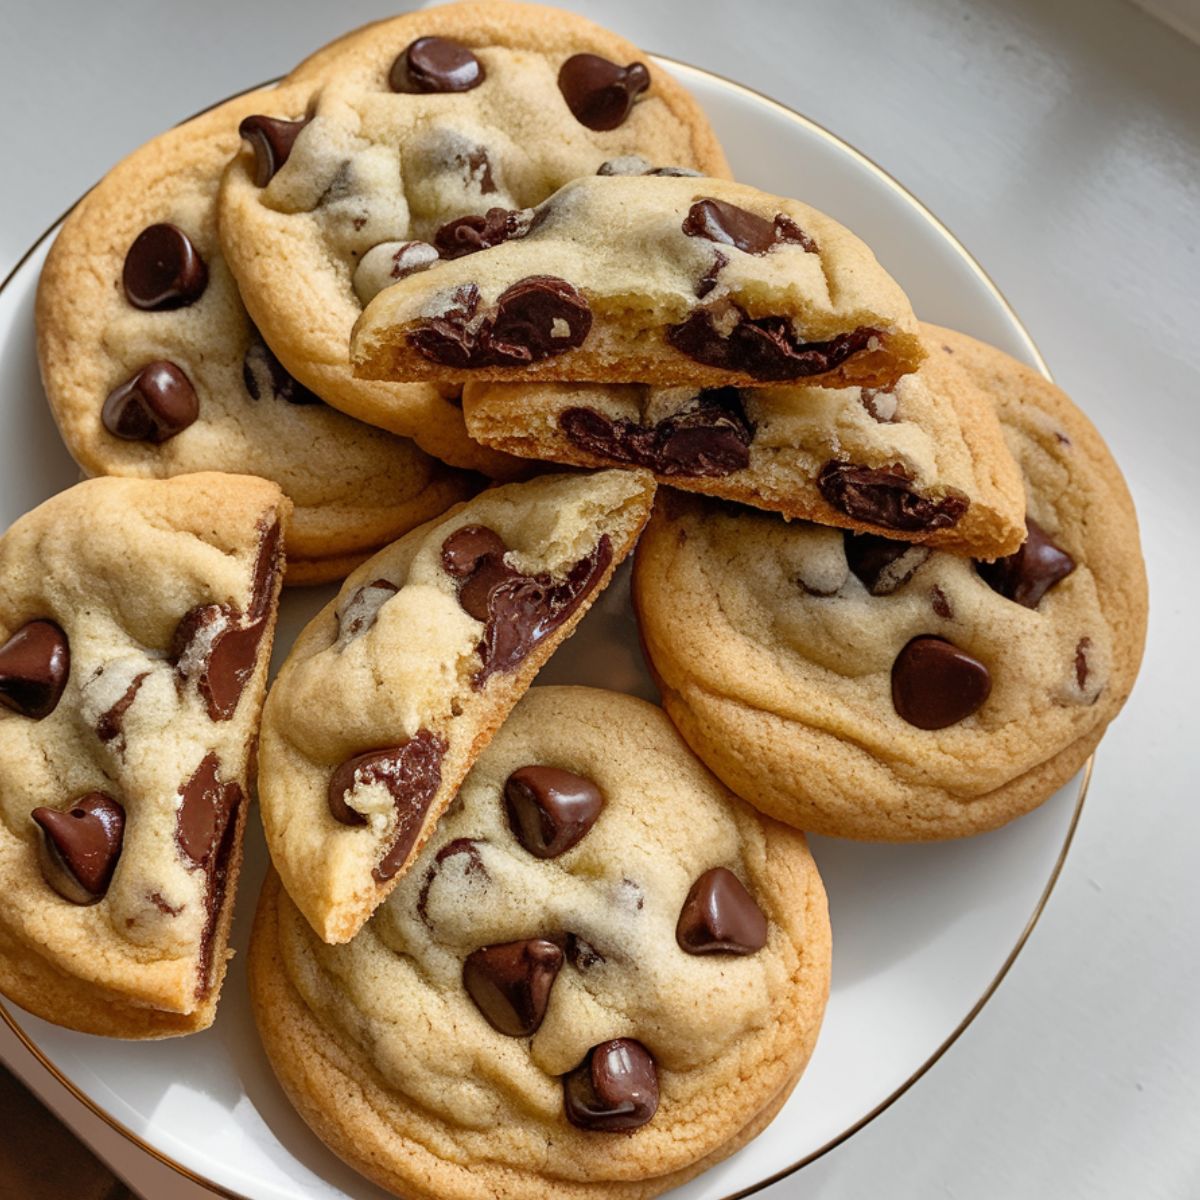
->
[0,620,69,719]
[171,605,266,722]
[565,933,604,971]
[326,732,447,881]
[389,36,484,93]
[818,462,969,532]
[557,54,649,131]
[695,249,729,299]
[975,517,1075,609]
[504,766,604,858]
[844,532,931,595]
[891,636,991,730]
[463,939,563,1036]
[596,155,700,178]
[433,207,534,259]
[176,753,242,867]
[667,311,879,382]
[32,793,125,905]
[676,866,767,955]
[238,114,310,186]
[416,837,488,926]
[243,337,322,405]
[682,199,777,255]
[461,145,496,193]
[441,525,612,686]
[560,388,753,478]
[563,1039,659,1132]
[931,586,953,619]
[250,517,284,620]
[772,214,819,253]
[1075,636,1092,690]
[102,361,198,443]
[96,672,147,745]
[122,224,208,310]
[412,275,592,369]
[338,579,399,640]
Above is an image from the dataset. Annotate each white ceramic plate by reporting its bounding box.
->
[0,59,1084,1200]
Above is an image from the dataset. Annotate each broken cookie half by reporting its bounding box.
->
[350,174,923,389]
[258,469,656,944]
[0,473,288,1037]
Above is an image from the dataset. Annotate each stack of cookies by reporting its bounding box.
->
[0,3,1147,1198]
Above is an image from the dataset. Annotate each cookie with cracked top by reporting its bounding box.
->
[218,2,729,473]
[633,327,1147,840]
[0,474,288,1037]
[463,322,1026,558]
[258,470,656,944]
[351,174,923,388]
[35,86,477,585]
[250,686,829,1200]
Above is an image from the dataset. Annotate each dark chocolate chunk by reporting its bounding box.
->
[667,310,879,382]
[176,753,242,868]
[102,361,198,443]
[0,620,69,719]
[410,276,591,369]
[441,525,612,686]
[773,214,819,253]
[504,765,604,858]
[683,199,777,255]
[818,462,969,532]
[676,866,768,955]
[433,207,534,259]
[32,793,125,905]
[96,672,147,745]
[238,114,310,186]
[389,36,484,93]
[463,938,563,1036]
[171,605,266,722]
[1075,636,1092,690]
[843,532,931,595]
[122,224,208,310]
[243,337,322,405]
[326,732,447,880]
[416,837,488,926]
[695,249,729,299]
[338,578,399,640]
[559,387,753,478]
[931,586,953,619]
[250,517,284,620]
[557,54,649,131]
[563,1039,659,1131]
[975,517,1075,609]
[891,636,991,730]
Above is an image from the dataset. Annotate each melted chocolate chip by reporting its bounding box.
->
[695,249,729,299]
[238,114,310,186]
[243,337,322,405]
[1075,636,1093,690]
[96,672,147,745]
[682,199,773,255]
[891,636,991,730]
[461,146,496,194]
[975,517,1076,609]
[171,605,266,722]
[326,732,447,881]
[122,224,208,310]
[560,388,753,478]
[843,532,931,595]
[441,525,612,686]
[176,754,242,867]
[338,578,399,640]
[667,311,879,382]
[819,462,969,532]
[773,214,819,253]
[463,939,563,1036]
[250,517,284,620]
[565,933,604,971]
[0,620,69,719]
[931,586,953,619]
[410,276,592,369]
[32,793,125,905]
[563,1039,659,1132]
[102,361,198,443]
[557,54,649,131]
[389,36,484,93]
[433,207,534,259]
[416,837,488,926]
[676,866,768,955]
[504,766,604,858]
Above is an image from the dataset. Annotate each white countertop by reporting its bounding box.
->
[2,2,1197,1197]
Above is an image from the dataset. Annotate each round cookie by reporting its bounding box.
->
[218,2,730,466]
[633,326,1148,840]
[0,474,288,1037]
[36,85,477,585]
[250,686,830,1200]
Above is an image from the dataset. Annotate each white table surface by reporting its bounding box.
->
[2,2,1197,1197]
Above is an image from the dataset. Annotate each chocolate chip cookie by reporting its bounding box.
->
[218,2,729,471]
[250,686,830,1200]
[633,327,1148,839]
[0,474,288,1036]
[259,470,656,944]
[462,321,1025,557]
[35,86,478,586]
[351,174,923,389]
